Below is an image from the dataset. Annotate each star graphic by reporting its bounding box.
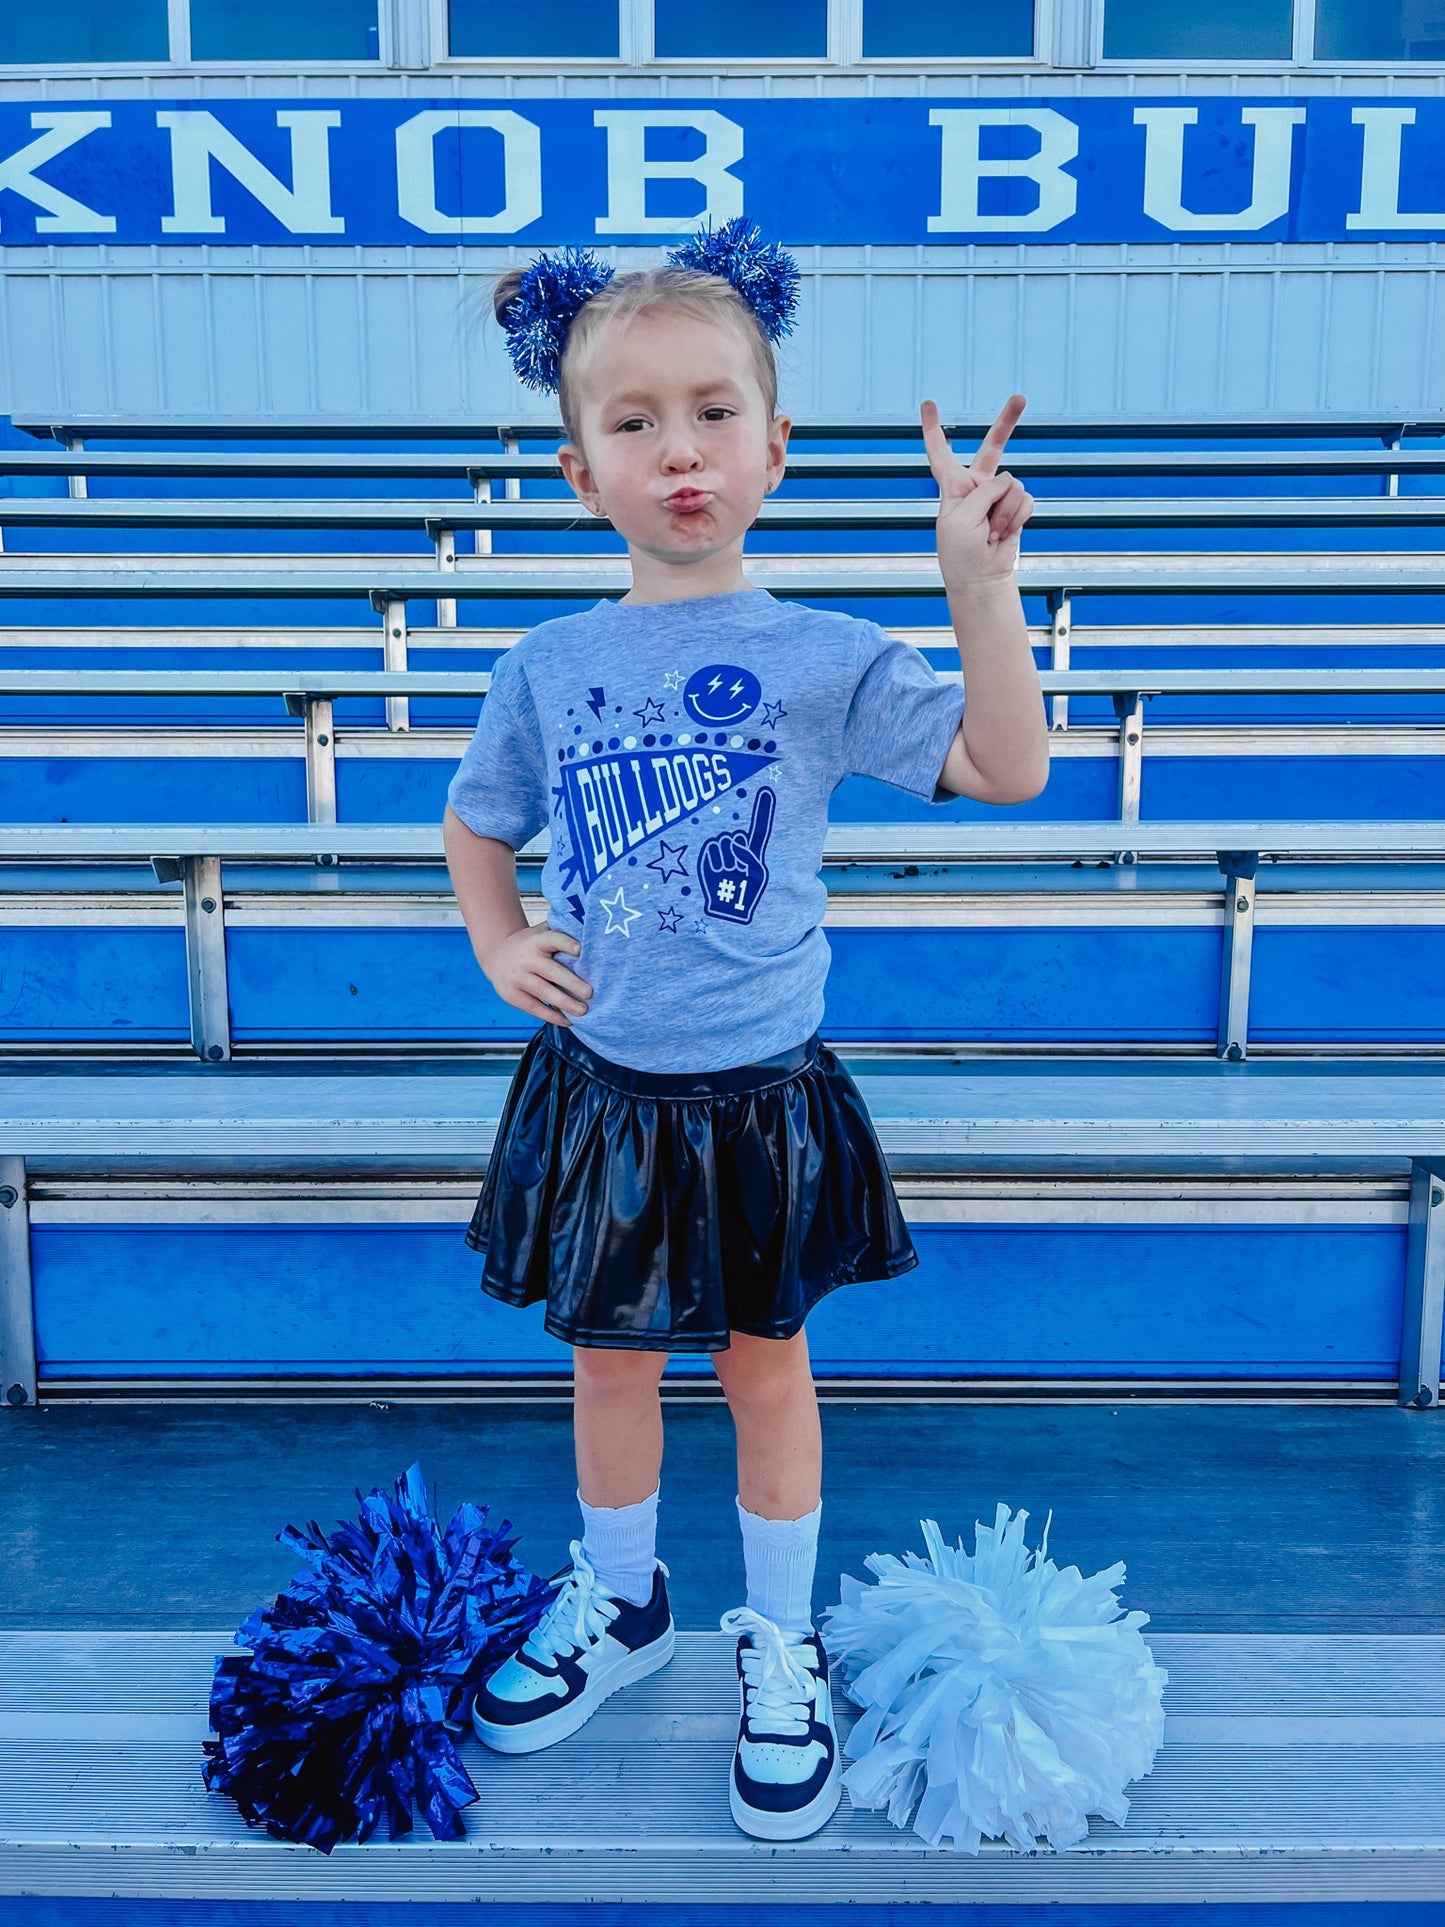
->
[662,669,682,691]
[759,763,781,785]
[657,905,683,934]
[761,698,788,727]
[646,838,689,885]
[599,886,642,937]
[634,696,667,727]
[691,916,709,936]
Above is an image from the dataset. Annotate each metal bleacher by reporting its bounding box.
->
[2,415,1444,1906]
[1,412,1443,1411]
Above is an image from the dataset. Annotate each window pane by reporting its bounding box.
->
[864,0,1035,57]
[654,0,827,58]
[0,0,168,61]
[448,0,618,57]
[190,0,378,59]
[1316,0,1445,60]
[1103,0,1293,59]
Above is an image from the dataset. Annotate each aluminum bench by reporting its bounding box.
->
[2,1056,1441,1410]
[0,1626,1440,1903]
[6,494,1445,533]
[2,664,1444,829]
[1,819,1441,1065]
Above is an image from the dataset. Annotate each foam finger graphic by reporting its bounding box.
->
[745,782,777,860]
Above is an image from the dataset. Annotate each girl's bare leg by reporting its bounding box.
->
[711,1326,822,1519]
[572,1344,670,1507]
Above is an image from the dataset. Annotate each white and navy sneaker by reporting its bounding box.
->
[719,1606,842,1840]
[472,1543,675,1754]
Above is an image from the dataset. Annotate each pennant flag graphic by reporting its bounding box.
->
[558,744,777,895]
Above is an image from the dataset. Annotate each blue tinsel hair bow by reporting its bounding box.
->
[501,242,616,395]
[665,216,800,345]
[499,216,799,394]
[201,1461,555,1854]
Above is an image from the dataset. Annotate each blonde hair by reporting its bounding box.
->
[490,264,781,453]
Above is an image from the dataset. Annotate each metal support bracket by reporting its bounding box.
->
[283,692,337,825]
[1112,690,1145,824]
[500,429,522,502]
[1400,1157,1444,1412]
[64,433,87,501]
[467,468,494,550]
[1382,423,1406,500]
[151,853,231,1062]
[1215,849,1259,1062]
[370,591,410,734]
[1047,590,1071,732]
[433,522,457,629]
[0,1156,35,1411]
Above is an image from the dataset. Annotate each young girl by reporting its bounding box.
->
[442,221,1049,1842]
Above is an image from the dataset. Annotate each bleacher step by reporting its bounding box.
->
[6,1063,1444,1170]
[0,1630,1440,1904]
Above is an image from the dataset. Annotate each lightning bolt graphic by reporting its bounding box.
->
[586,686,607,720]
[729,678,745,701]
[707,674,723,694]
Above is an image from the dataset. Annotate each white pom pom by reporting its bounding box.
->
[819,1503,1168,1855]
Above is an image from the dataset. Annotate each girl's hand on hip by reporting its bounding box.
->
[920,393,1035,592]
[486,923,593,1027]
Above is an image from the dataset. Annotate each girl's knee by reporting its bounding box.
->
[572,1344,667,1396]
[713,1328,814,1405]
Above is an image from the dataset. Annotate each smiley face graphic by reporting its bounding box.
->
[683,663,761,727]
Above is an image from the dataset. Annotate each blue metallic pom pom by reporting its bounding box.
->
[502,243,616,393]
[202,1461,555,1854]
[666,216,801,344]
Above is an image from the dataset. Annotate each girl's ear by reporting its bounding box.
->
[558,440,597,503]
[764,413,792,494]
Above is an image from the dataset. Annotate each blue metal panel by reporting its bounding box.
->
[1143,758,1445,821]
[18,1902,1445,1927]
[337,758,456,822]
[0,928,186,1040]
[1251,929,1445,1044]
[30,1221,1411,1381]
[222,926,1223,1045]
[831,766,1118,822]
[0,757,305,824]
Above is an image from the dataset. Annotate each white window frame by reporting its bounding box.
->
[851,0,1050,66]
[0,0,390,71]
[1092,0,1445,71]
[434,0,1052,68]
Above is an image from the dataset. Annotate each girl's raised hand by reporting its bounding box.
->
[920,394,1035,591]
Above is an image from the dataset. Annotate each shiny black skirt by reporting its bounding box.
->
[466,1022,918,1353]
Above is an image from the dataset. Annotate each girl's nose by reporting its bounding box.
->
[660,432,704,470]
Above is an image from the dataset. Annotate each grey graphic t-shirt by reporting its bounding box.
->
[446,585,965,1073]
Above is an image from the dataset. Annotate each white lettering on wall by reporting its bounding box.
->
[1135,106,1305,232]
[928,108,1078,234]
[1348,107,1445,231]
[592,110,744,235]
[395,110,542,235]
[157,110,344,235]
[0,112,116,233]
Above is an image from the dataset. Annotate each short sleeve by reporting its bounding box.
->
[445,649,550,851]
[840,622,966,802]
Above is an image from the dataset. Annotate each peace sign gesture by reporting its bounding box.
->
[920,393,1035,590]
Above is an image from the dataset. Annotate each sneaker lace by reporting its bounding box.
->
[719,1606,816,1739]
[522,1541,619,1664]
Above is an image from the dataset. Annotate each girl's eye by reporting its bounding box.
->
[702,407,733,421]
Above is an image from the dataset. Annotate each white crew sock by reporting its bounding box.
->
[736,1495,822,1636]
[577,1484,660,1607]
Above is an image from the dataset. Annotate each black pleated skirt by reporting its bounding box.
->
[466,1021,918,1352]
